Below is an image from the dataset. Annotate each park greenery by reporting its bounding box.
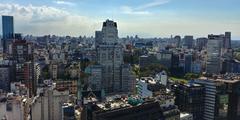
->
[234,52,240,61]
[126,48,201,83]
[42,65,50,79]
[140,63,169,77]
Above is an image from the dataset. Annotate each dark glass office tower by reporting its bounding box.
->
[2,15,14,53]
[173,83,205,120]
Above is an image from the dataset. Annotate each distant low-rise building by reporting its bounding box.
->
[55,80,77,94]
[136,77,154,98]
[156,50,172,69]
[139,55,158,68]
[137,77,168,99]
[155,71,168,86]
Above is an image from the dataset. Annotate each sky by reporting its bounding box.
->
[0,0,240,39]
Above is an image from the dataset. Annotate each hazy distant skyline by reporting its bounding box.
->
[0,0,240,39]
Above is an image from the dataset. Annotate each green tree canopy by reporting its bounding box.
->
[140,63,168,77]
[184,73,200,80]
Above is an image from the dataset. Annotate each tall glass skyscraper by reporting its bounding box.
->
[2,16,14,39]
[2,15,14,52]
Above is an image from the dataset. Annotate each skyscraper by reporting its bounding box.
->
[2,16,14,53]
[95,31,103,47]
[224,32,231,49]
[96,20,135,94]
[184,53,193,73]
[173,83,204,120]
[10,40,33,63]
[101,20,118,44]
[10,40,35,97]
[194,77,240,120]
[174,35,181,48]
[196,37,208,51]
[183,36,194,49]
[206,34,223,74]
[2,16,14,39]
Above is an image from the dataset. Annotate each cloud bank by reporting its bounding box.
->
[0,3,99,36]
[0,2,239,39]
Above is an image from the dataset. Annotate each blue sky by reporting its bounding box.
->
[0,0,240,39]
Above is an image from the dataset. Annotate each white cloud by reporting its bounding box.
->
[136,0,170,10]
[54,0,75,6]
[0,3,100,36]
[120,6,151,15]
[1,2,239,39]
[120,0,170,15]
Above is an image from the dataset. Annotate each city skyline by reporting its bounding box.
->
[0,0,240,39]
[2,2,240,119]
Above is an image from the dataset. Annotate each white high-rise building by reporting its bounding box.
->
[96,20,135,94]
[97,44,123,93]
[101,20,118,44]
[206,34,223,74]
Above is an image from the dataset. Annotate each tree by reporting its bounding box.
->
[80,58,97,71]
[184,73,200,80]
[42,65,50,79]
[123,54,139,64]
[234,52,240,61]
[140,63,168,77]
[170,67,185,77]
[132,65,140,78]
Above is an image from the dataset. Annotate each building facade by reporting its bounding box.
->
[2,16,14,53]
[206,35,223,74]
[173,83,204,120]
[196,37,208,51]
[96,20,135,94]
[31,86,70,120]
[194,77,240,120]
[183,36,194,49]
[0,66,10,91]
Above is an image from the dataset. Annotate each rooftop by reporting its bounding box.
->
[180,113,192,118]
[138,77,157,84]
[183,83,202,87]
[97,95,136,111]
[0,93,27,103]
[198,75,240,83]
[96,93,175,112]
